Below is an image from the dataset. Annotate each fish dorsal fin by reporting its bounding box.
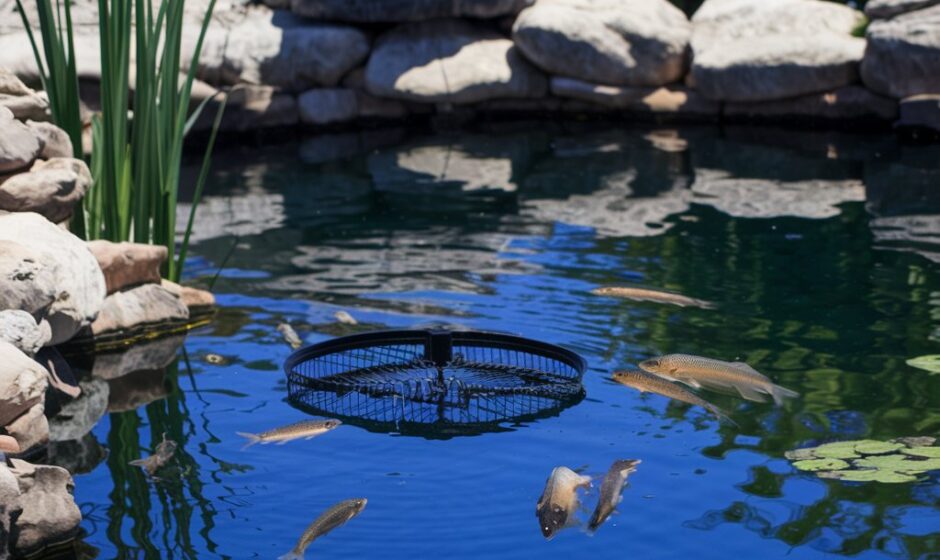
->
[727,361,770,380]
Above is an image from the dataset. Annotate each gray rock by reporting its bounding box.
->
[897,94,940,132]
[0,92,50,122]
[87,284,189,337]
[0,158,91,223]
[0,310,50,356]
[0,68,31,96]
[3,402,48,454]
[865,0,940,19]
[107,368,170,412]
[0,213,106,345]
[0,106,41,173]
[550,77,719,116]
[723,86,898,121]
[45,432,108,475]
[512,0,690,87]
[48,378,108,442]
[287,0,529,22]
[0,240,56,317]
[298,88,358,125]
[0,340,48,427]
[861,4,940,98]
[8,459,81,554]
[86,240,166,295]
[690,0,867,102]
[26,121,74,159]
[366,19,547,104]
[192,6,369,91]
[341,68,409,119]
[91,334,183,380]
[0,463,19,556]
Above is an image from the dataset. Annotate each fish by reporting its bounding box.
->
[129,434,178,476]
[612,369,734,424]
[587,459,641,531]
[591,286,715,309]
[0,434,20,454]
[277,323,303,349]
[279,498,367,560]
[639,354,798,406]
[536,466,591,539]
[237,419,341,448]
[334,311,358,325]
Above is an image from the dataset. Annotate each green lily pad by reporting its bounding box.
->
[906,355,940,374]
[784,448,817,461]
[813,441,861,459]
[902,446,940,458]
[827,469,919,483]
[793,458,850,472]
[853,454,920,470]
[854,440,904,455]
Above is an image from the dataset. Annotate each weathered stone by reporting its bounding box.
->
[691,0,866,102]
[107,368,170,412]
[1,433,20,453]
[550,77,719,116]
[0,158,91,223]
[91,334,183,380]
[0,310,50,356]
[298,88,358,125]
[0,213,106,345]
[0,92,50,122]
[0,462,18,555]
[341,69,409,119]
[26,121,74,159]
[366,19,547,104]
[88,283,189,337]
[3,402,49,453]
[0,106,41,173]
[48,378,108,442]
[0,68,31,96]
[287,0,529,22]
[724,86,898,122]
[866,0,940,19]
[513,0,690,87]
[8,459,81,554]
[192,6,369,91]
[45,432,108,475]
[0,340,48,427]
[87,241,167,294]
[160,280,216,310]
[0,240,55,317]
[897,94,940,132]
[861,5,940,98]
[221,85,299,131]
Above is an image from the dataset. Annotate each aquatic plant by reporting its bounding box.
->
[906,355,940,374]
[786,437,940,483]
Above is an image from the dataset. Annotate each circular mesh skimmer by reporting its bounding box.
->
[285,329,585,435]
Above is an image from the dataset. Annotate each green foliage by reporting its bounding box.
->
[786,437,940,484]
[906,355,940,374]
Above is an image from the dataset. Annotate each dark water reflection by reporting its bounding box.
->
[57,123,940,559]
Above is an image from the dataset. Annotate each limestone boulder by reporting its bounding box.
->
[0,106,41,173]
[3,402,49,453]
[0,340,48,427]
[861,4,940,98]
[0,158,91,223]
[865,0,940,19]
[0,68,31,96]
[87,241,166,294]
[0,463,18,555]
[298,88,358,125]
[287,0,530,22]
[0,213,106,345]
[87,283,189,337]
[0,240,56,317]
[512,0,690,87]
[0,310,51,356]
[8,459,81,554]
[690,0,867,102]
[366,19,547,104]
[26,121,74,159]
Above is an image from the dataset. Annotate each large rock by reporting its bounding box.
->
[865,0,940,19]
[0,240,56,317]
[897,94,940,133]
[45,433,108,475]
[87,283,189,337]
[0,158,91,223]
[298,88,358,125]
[690,0,866,102]
[192,6,369,92]
[0,310,51,356]
[0,340,48,427]
[512,0,690,87]
[26,121,74,159]
[48,378,108,442]
[87,241,166,294]
[0,106,41,173]
[0,213,106,345]
[550,77,719,117]
[287,0,529,22]
[723,86,898,122]
[366,19,547,104]
[107,368,170,412]
[3,402,49,453]
[860,5,940,98]
[7,459,81,554]
[160,280,216,311]
[0,69,50,122]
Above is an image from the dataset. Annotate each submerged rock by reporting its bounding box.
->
[0,158,91,223]
[85,283,189,338]
[0,310,51,356]
[0,106,41,173]
[91,335,183,381]
[107,368,170,413]
[7,459,81,554]
[45,432,108,475]
[365,19,547,104]
[512,0,691,87]
[0,340,48,427]
[286,0,529,22]
[861,4,940,98]
[87,241,166,295]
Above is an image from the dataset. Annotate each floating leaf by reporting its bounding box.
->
[813,441,861,459]
[828,469,919,483]
[906,355,940,374]
[784,448,817,461]
[792,458,850,472]
[894,436,937,447]
[853,454,920,471]
[854,440,904,455]
[903,446,940,459]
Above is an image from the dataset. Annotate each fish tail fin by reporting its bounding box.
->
[277,550,304,560]
[236,432,262,450]
[698,299,718,310]
[770,384,799,406]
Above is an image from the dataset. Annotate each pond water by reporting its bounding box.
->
[62,123,940,559]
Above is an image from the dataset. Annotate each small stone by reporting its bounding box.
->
[91,334,183,381]
[0,68,32,96]
[0,106,41,173]
[0,340,48,427]
[8,459,82,553]
[0,309,51,355]
[0,92,51,122]
[87,240,167,294]
[107,368,170,413]
[0,240,56,317]
[298,88,358,125]
[0,157,91,223]
[87,283,189,337]
[160,280,215,310]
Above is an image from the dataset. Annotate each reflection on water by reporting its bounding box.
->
[55,123,940,559]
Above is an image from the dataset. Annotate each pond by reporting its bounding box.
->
[64,122,940,559]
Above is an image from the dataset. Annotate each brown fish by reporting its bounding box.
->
[587,459,641,531]
[237,419,341,448]
[639,354,798,405]
[612,369,733,424]
[591,286,715,309]
[536,466,591,540]
[279,498,367,560]
[129,435,178,476]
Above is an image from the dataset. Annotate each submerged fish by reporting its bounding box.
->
[129,435,178,476]
[237,419,341,448]
[588,459,641,531]
[591,286,715,309]
[639,354,798,405]
[277,323,303,349]
[279,498,367,560]
[536,466,591,539]
[612,369,733,424]
[334,311,358,325]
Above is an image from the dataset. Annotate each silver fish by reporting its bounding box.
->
[279,498,367,560]
[588,459,641,531]
[536,466,591,539]
[334,311,357,325]
[277,323,303,349]
[129,435,177,475]
[612,369,733,424]
[592,286,715,309]
[237,419,341,448]
[639,354,798,405]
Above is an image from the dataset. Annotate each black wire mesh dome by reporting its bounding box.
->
[285,329,586,436]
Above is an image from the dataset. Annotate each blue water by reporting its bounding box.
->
[62,124,940,559]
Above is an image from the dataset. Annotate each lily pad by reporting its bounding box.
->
[906,355,940,374]
[902,447,940,459]
[793,458,850,472]
[854,440,904,455]
[827,469,920,483]
[784,448,817,461]
[853,454,921,471]
[894,436,937,447]
[813,441,861,459]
